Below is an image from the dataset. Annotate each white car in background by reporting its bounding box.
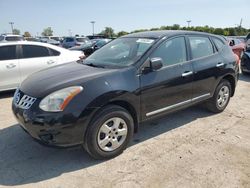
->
[0,41,85,91]
[0,34,24,42]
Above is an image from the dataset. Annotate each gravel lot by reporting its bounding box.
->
[0,75,250,188]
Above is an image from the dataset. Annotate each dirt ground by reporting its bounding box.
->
[0,74,250,188]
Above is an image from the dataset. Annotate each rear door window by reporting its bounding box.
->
[189,36,214,59]
[0,45,17,60]
[22,45,50,58]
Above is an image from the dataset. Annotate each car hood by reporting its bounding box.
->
[20,62,116,98]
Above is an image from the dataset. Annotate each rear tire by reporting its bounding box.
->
[206,79,231,113]
[84,105,134,159]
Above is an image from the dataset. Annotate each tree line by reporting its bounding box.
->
[101,24,250,38]
[12,24,250,38]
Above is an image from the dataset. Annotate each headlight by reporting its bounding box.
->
[39,86,83,112]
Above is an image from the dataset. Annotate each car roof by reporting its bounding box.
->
[1,34,22,37]
[0,41,67,51]
[122,30,221,39]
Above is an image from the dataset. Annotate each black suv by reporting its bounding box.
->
[12,31,239,159]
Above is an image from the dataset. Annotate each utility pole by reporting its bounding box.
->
[9,22,14,34]
[239,18,243,29]
[90,21,95,36]
[187,20,191,28]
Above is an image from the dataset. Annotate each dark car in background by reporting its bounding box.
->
[12,31,239,159]
[62,36,90,48]
[241,50,250,74]
[69,39,111,56]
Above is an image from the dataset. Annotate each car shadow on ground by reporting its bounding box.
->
[0,105,213,186]
[0,90,15,99]
[239,73,250,82]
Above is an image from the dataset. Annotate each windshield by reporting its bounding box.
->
[80,41,93,48]
[76,37,89,43]
[85,37,155,68]
[51,37,60,41]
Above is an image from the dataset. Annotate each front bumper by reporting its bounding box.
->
[12,91,98,147]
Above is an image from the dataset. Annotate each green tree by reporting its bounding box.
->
[23,31,31,37]
[42,27,53,36]
[150,28,160,31]
[171,24,180,30]
[117,31,129,37]
[213,28,224,35]
[100,27,115,38]
[131,29,148,33]
[13,29,20,35]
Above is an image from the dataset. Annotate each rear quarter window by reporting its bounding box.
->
[49,48,61,56]
[212,37,225,51]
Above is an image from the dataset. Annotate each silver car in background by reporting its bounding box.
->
[62,36,90,48]
[0,41,84,91]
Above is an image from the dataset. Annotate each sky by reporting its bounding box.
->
[0,0,249,36]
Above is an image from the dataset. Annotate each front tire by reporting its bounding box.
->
[206,79,231,113]
[84,105,134,159]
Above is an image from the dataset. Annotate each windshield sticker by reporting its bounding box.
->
[136,39,154,44]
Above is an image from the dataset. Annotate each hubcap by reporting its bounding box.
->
[217,86,230,108]
[97,117,128,152]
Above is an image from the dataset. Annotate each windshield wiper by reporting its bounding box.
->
[84,63,105,68]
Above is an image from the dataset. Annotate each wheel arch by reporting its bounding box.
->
[222,74,236,97]
[83,91,140,134]
[107,100,139,133]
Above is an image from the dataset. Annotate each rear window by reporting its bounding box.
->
[22,45,50,58]
[0,45,17,60]
[65,38,74,42]
[189,36,214,59]
[0,36,4,41]
[51,37,60,41]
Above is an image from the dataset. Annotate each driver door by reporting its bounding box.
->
[139,36,194,120]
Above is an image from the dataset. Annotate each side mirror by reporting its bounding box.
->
[93,45,100,50]
[141,57,163,74]
[151,57,163,71]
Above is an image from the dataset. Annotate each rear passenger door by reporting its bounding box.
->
[188,36,225,100]
[19,45,58,82]
[0,45,20,90]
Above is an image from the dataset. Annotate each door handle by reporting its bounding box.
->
[47,60,55,65]
[216,62,224,68]
[6,63,16,69]
[182,71,193,77]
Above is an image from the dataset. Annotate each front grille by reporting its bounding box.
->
[14,89,36,110]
